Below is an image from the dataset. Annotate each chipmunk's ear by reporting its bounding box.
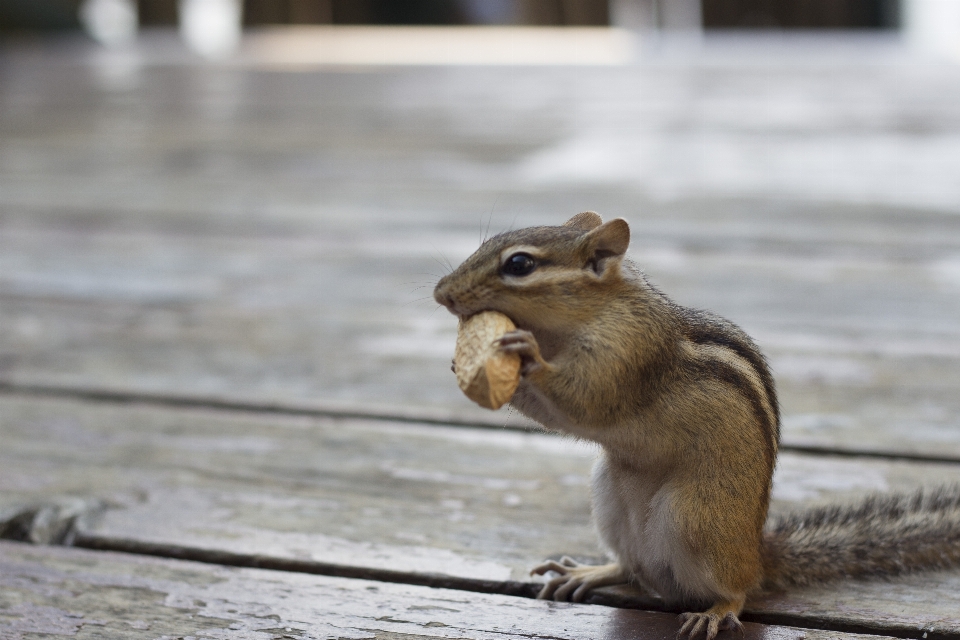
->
[563,211,603,231]
[581,218,630,275]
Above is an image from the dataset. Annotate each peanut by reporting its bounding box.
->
[454,311,521,410]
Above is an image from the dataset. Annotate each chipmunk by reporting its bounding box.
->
[433,212,960,640]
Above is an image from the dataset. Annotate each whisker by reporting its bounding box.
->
[428,241,455,274]
[508,209,520,233]
[431,255,452,276]
[504,404,518,428]
[413,271,445,280]
[439,252,454,273]
[403,295,438,306]
[482,194,500,245]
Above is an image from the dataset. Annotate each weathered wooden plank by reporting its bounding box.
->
[2,38,960,458]
[3,190,960,459]
[2,394,959,634]
[0,541,893,640]
[0,394,597,582]
[749,576,960,639]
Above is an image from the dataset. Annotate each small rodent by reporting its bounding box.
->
[434,212,960,640]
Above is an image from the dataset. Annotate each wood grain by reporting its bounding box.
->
[1,36,960,458]
[1,394,959,633]
[2,33,960,638]
[0,541,898,640]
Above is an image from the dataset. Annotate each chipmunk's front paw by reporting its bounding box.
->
[499,330,548,376]
[530,557,626,602]
[677,611,743,640]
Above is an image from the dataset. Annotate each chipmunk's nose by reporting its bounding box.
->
[433,284,456,312]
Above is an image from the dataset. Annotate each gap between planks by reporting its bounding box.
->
[1,386,957,639]
[66,534,958,640]
[2,381,960,466]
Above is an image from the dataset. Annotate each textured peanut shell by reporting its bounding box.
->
[454,311,521,410]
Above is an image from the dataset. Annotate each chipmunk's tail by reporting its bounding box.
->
[761,485,960,589]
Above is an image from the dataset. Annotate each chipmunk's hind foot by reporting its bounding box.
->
[530,556,627,602]
[677,611,744,640]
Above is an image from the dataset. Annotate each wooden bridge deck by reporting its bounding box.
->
[2,28,960,640]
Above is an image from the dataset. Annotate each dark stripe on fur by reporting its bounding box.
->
[681,308,781,444]
[762,485,960,589]
[682,355,778,477]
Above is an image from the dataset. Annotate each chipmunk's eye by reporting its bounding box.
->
[502,253,537,277]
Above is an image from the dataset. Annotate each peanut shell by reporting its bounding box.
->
[454,311,521,410]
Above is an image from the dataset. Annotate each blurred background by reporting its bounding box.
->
[4,6,960,629]
[1,0,960,456]
[0,0,910,30]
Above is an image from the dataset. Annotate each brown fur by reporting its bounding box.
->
[434,213,960,640]
[763,485,960,589]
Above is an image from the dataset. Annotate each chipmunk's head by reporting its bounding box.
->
[433,212,631,331]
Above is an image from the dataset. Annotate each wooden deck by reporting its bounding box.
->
[2,29,960,639]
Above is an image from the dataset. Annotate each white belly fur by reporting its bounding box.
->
[512,383,728,605]
[591,452,722,606]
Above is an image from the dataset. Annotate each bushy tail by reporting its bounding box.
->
[761,485,960,590]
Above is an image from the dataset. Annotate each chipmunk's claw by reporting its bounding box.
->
[498,330,548,375]
[530,557,626,602]
[677,611,743,640]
